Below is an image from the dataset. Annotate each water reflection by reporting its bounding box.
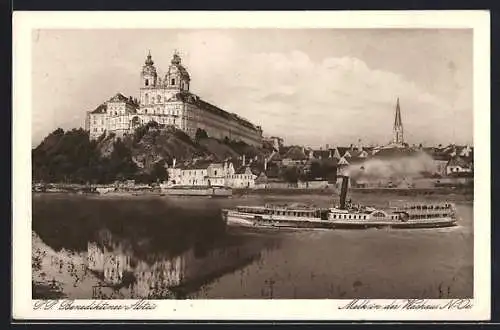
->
[32,195,472,299]
[84,228,275,299]
[32,196,281,299]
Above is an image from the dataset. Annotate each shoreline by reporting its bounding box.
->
[234,187,473,195]
[32,187,473,201]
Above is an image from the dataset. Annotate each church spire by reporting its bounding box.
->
[393,97,404,145]
[394,97,402,127]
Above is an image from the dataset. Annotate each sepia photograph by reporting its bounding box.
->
[13,11,490,320]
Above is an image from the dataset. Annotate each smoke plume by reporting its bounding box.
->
[345,152,435,181]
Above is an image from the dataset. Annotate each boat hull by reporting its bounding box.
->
[222,210,457,230]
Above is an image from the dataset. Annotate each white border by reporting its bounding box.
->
[12,10,491,321]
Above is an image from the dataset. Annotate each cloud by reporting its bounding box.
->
[168,32,470,146]
[31,30,472,147]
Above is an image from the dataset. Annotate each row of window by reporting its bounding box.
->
[144,78,177,86]
[186,106,261,144]
[109,111,126,116]
[406,205,450,210]
[143,91,186,105]
[110,117,128,123]
[144,94,162,104]
[226,175,253,179]
[448,167,469,172]
[271,211,316,217]
[331,214,369,220]
[140,108,181,116]
[94,116,131,125]
[410,214,448,219]
[177,171,253,180]
[181,170,207,176]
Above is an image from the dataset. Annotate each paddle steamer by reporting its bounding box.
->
[221,176,457,229]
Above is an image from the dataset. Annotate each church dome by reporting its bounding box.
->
[164,52,190,82]
[142,51,157,76]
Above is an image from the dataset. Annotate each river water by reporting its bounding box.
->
[32,192,473,299]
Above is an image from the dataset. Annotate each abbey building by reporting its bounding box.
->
[85,51,263,146]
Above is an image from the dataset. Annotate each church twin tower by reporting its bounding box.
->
[141,51,190,90]
[136,50,262,146]
[139,51,191,109]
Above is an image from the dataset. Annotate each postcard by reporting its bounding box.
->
[12,10,490,321]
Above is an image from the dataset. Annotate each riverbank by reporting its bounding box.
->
[32,189,473,205]
[234,187,473,200]
[33,184,472,196]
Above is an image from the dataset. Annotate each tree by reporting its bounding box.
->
[133,125,149,144]
[195,128,209,142]
[309,161,323,180]
[101,138,138,182]
[322,162,338,182]
[282,166,299,183]
[146,120,160,129]
[32,128,144,184]
[32,128,100,183]
[134,172,152,184]
[51,127,64,136]
[298,169,308,182]
[174,129,195,145]
[150,160,168,183]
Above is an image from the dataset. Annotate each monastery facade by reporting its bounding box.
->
[85,51,263,147]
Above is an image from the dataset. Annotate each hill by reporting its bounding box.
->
[32,125,266,184]
[125,125,209,169]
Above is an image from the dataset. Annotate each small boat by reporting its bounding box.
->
[221,176,458,230]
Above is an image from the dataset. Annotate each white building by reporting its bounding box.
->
[86,51,263,146]
[165,160,256,188]
[226,166,256,189]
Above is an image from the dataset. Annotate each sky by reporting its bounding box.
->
[31,29,473,147]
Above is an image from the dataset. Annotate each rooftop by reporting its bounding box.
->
[90,103,107,114]
[372,147,418,159]
[108,93,139,107]
[447,156,472,168]
[168,92,261,132]
[283,146,308,161]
